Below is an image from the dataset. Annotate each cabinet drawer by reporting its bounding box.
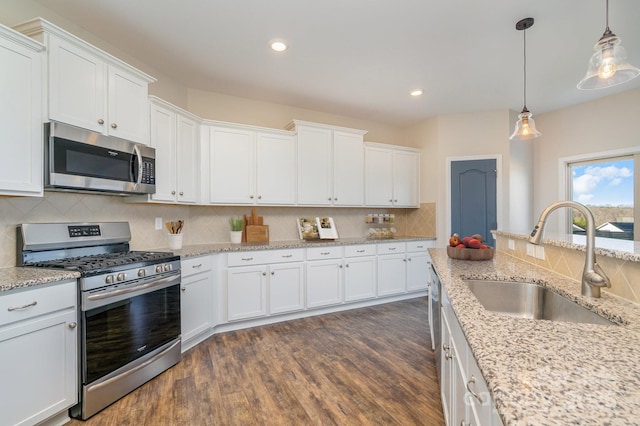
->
[306,246,342,260]
[344,244,376,257]
[0,280,76,326]
[227,249,303,267]
[406,240,433,252]
[181,255,214,278]
[376,242,406,254]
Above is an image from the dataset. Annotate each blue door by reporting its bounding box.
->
[451,159,497,246]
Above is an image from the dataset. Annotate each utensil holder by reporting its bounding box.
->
[168,233,183,250]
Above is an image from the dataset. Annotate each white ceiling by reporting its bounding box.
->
[34,0,640,126]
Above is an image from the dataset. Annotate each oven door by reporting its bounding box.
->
[81,271,181,385]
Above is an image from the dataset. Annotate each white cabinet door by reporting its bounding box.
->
[393,149,420,207]
[297,125,333,205]
[48,34,106,134]
[107,66,149,144]
[406,251,431,292]
[256,132,296,205]
[209,127,255,204]
[333,131,364,206]
[181,273,213,344]
[364,145,394,206]
[440,306,454,426]
[377,253,407,296]
[306,260,342,308]
[0,27,44,196]
[175,114,200,203]
[0,281,77,426]
[344,256,376,302]
[149,103,176,202]
[269,263,304,314]
[226,266,267,321]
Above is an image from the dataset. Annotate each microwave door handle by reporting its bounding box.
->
[132,144,143,188]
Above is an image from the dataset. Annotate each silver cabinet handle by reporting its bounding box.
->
[320,252,330,255]
[68,322,77,329]
[192,264,202,269]
[179,191,184,196]
[357,249,365,253]
[97,119,104,125]
[7,301,37,311]
[181,287,186,292]
[171,190,176,195]
[388,247,396,251]
[111,123,118,129]
[241,257,253,261]
[466,375,483,403]
[282,254,293,258]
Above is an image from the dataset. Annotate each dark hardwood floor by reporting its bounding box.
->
[68,297,444,425]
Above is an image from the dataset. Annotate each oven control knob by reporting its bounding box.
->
[105,275,115,284]
[155,265,163,273]
[116,273,126,281]
[138,269,146,277]
[163,264,172,272]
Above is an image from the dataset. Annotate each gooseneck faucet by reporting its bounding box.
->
[529,201,611,298]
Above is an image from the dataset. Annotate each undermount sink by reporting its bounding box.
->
[464,280,615,326]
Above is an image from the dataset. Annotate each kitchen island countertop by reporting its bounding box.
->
[430,248,640,425]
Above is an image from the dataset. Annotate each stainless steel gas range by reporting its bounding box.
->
[17,222,182,420]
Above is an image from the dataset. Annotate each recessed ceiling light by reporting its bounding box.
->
[270,41,288,52]
[410,89,423,97]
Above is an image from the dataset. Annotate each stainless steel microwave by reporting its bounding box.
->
[45,122,156,195]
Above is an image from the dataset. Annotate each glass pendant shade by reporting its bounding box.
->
[577,34,640,89]
[510,108,541,140]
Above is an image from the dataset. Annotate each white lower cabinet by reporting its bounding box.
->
[406,251,432,292]
[269,263,304,314]
[377,250,407,296]
[343,255,376,302]
[441,285,502,426]
[180,255,215,351]
[226,265,268,321]
[0,280,77,426]
[306,259,343,308]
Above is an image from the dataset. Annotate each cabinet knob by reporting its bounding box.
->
[179,192,184,196]
[181,287,186,292]
[389,199,393,203]
[328,197,332,201]
[171,190,176,195]
[250,195,254,199]
[271,271,275,275]
[68,322,77,329]
[111,123,118,129]
[394,199,398,202]
[334,198,338,201]
[262,272,267,276]
[345,264,349,268]
[97,119,104,125]
[258,195,262,199]
[339,264,343,268]
[408,258,412,261]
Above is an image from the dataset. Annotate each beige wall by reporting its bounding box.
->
[534,87,640,233]
[0,0,189,108]
[187,89,404,143]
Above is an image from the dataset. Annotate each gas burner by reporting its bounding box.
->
[33,251,177,272]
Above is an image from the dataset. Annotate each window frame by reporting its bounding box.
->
[559,148,640,241]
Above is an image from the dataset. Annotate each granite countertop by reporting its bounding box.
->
[1,236,434,293]
[429,248,640,425]
[0,268,80,293]
[164,236,435,258]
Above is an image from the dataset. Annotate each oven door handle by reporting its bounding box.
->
[87,273,179,301]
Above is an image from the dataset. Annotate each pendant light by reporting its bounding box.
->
[577,0,640,90]
[510,17,541,141]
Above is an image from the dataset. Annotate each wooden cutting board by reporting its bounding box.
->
[246,225,269,242]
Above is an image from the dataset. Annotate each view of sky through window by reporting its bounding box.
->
[571,159,634,207]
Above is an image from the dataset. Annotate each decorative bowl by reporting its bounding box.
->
[446,245,494,261]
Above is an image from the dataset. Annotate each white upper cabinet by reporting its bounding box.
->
[288,120,367,206]
[0,25,45,197]
[146,97,200,204]
[206,122,295,205]
[14,18,155,145]
[364,142,420,207]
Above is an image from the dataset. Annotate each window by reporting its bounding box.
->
[568,156,635,240]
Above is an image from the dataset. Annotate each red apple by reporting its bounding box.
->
[449,234,460,247]
[455,243,466,249]
[468,238,482,249]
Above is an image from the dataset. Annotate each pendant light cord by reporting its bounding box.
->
[523,27,527,110]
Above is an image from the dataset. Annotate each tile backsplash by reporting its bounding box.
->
[495,234,640,304]
[1,193,436,268]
